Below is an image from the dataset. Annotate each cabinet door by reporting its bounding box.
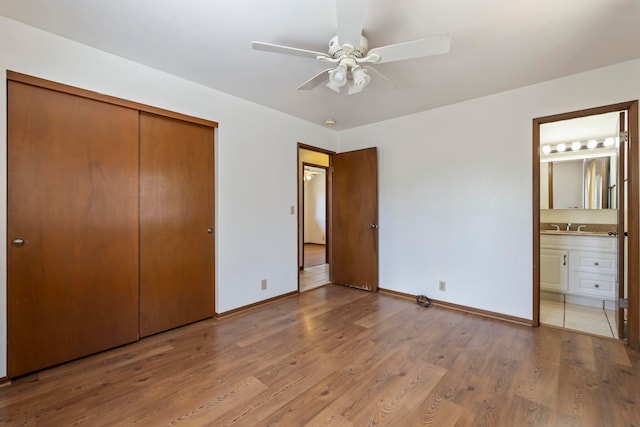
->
[540,249,568,292]
[7,81,139,377]
[139,112,215,337]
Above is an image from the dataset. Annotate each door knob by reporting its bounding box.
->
[207,228,214,234]
[11,238,25,248]
[368,224,378,229]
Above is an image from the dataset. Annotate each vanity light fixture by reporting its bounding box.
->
[541,136,619,155]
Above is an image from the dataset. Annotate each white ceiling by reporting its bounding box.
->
[2,0,640,130]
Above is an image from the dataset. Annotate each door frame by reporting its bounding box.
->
[297,143,335,289]
[532,101,639,348]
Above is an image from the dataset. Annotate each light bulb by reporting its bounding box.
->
[556,143,566,152]
[604,137,615,147]
[329,64,347,86]
[542,145,551,154]
[587,139,598,149]
[571,141,582,151]
[352,67,370,88]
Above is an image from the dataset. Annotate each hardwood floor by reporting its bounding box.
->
[303,243,326,268]
[1,285,639,426]
[300,263,330,292]
[301,243,329,292]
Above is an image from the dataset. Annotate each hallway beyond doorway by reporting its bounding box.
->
[303,243,326,268]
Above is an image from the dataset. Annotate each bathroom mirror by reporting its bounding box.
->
[540,154,617,209]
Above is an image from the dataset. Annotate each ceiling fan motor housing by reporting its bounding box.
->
[329,34,369,59]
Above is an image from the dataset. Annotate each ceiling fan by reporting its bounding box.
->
[252,0,451,95]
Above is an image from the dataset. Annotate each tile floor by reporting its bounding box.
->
[540,298,618,338]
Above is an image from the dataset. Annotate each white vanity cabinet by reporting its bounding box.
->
[540,234,617,302]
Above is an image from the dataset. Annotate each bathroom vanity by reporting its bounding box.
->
[540,232,617,308]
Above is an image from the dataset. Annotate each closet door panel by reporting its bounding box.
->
[139,112,215,337]
[7,81,139,377]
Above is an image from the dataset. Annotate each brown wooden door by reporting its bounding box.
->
[7,81,140,378]
[139,112,215,337]
[332,147,378,291]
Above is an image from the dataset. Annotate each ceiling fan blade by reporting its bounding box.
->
[363,66,397,88]
[297,68,333,90]
[367,34,451,64]
[252,41,329,60]
[336,0,368,47]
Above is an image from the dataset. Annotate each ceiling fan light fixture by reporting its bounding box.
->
[328,64,348,86]
[347,67,370,95]
[352,67,370,88]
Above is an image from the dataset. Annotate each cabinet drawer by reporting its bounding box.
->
[571,251,616,275]
[571,271,616,298]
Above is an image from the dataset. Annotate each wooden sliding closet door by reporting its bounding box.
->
[139,112,215,337]
[7,81,139,377]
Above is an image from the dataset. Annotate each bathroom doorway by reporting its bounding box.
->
[533,101,639,347]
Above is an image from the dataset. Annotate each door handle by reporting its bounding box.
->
[563,254,567,266]
[207,228,214,234]
[368,224,378,229]
[11,238,25,248]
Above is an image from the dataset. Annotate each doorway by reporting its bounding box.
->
[297,144,380,294]
[533,101,639,348]
[301,163,330,291]
[298,146,332,292]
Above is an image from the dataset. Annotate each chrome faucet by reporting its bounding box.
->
[566,222,572,231]
[577,225,587,232]
[550,224,560,231]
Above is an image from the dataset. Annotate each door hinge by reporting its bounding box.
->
[619,298,628,309]
[620,131,628,144]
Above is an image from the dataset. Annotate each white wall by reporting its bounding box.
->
[338,58,640,320]
[304,174,326,244]
[0,17,337,378]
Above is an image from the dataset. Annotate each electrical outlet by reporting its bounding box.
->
[439,281,446,292]
[261,279,267,290]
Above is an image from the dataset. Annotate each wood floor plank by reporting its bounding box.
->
[405,396,463,427]
[353,295,409,328]
[0,285,639,426]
